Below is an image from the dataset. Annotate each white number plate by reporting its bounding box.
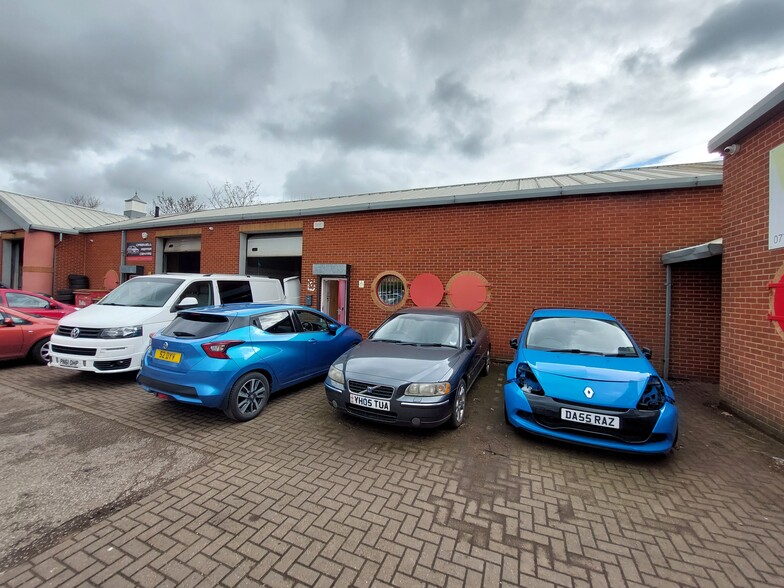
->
[561,408,619,429]
[56,358,80,368]
[349,393,390,411]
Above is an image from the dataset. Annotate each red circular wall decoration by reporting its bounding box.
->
[410,273,445,307]
[446,271,490,313]
[770,263,784,340]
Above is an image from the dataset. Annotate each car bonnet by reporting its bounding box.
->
[525,350,652,408]
[343,340,457,383]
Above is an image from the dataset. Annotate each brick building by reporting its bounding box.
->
[47,163,724,385]
[708,82,784,438]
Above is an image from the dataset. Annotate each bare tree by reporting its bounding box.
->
[152,192,206,215]
[208,180,260,208]
[68,194,102,209]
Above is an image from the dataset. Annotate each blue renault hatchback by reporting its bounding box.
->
[504,309,678,454]
[138,304,361,421]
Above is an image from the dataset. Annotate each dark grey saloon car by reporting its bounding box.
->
[325,308,491,428]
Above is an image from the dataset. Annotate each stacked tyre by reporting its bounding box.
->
[54,289,75,304]
[56,274,90,304]
[68,274,89,289]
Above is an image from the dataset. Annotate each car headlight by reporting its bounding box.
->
[516,362,544,395]
[328,365,345,386]
[637,376,667,410]
[100,325,143,339]
[406,382,451,396]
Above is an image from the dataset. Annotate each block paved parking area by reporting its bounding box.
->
[1,363,784,587]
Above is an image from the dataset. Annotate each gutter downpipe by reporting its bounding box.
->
[121,230,127,283]
[663,264,672,379]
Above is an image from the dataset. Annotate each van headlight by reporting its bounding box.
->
[406,382,450,396]
[100,326,143,339]
[328,364,345,386]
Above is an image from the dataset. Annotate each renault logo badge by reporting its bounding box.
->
[71,328,80,339]
[583,386,594,399]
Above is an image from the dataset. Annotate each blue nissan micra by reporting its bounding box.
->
[504,309,678,454]
[138,304,361,421]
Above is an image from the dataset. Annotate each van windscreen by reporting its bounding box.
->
[98,278,184,307]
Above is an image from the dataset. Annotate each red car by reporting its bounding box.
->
[0,307,56,365]
[0,288,77,320]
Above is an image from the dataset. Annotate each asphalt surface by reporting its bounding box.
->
[0,361,783,586]
[0,368,211,569]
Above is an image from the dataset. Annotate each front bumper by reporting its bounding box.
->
[325,377,453,428]
[49,334,145,373]
[503,382,678,454]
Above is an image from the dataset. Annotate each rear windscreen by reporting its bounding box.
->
[162,313,230,338]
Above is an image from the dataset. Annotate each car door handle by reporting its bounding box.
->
[308,338,317,343]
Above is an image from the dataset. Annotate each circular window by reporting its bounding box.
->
[372,272,407,309]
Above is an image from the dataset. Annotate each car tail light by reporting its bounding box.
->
[637,376,666,410]
[201,340,243,359]
[516,362,544,395]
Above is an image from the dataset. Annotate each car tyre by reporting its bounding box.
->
[29,338,51,365]
[481,347,491,376]
[448,380,467,429]
[223,372,270,422]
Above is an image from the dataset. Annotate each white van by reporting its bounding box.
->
[50,274,288,373]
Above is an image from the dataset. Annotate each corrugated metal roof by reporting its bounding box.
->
[0,190,126,234]
[86,161,723,232]
[708,82,784,152]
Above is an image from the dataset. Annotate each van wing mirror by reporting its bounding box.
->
[177,296,199,308]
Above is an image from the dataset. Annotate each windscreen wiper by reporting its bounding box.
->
[548,348,603,355]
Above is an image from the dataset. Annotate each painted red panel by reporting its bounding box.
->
[448,273,488,312]
[410,273,444,307]
[773,274,784,331]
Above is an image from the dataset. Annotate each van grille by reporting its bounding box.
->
[56,326,103,338]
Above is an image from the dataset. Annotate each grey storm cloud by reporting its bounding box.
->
[0,0,781,211]
[0,1,277,163]
[261,77,423,151]
[676,0,784,69]
[262,74,493,157]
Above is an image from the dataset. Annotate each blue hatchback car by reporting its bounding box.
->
[504,309,678,454]
[137,304,361,421]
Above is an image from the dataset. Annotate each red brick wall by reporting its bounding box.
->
[669,256,722,382]
[54,186,722,378]
[720,113,784,438]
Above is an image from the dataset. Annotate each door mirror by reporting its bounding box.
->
[177,296,199,308]
[642,347,652,359]
[2,317,14,327]
[466,337,476,349]
[368,329,376,338]
[509,338,519,349]
[327,323,338,335]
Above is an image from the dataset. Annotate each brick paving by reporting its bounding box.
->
[1,363,783,587]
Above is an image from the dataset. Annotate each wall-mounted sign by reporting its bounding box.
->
[770,143,784,250]
[126,241,152,262]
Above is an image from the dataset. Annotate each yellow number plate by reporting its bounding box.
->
[154,349,182,363]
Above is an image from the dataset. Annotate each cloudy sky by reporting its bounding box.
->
[1,0,783,214]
